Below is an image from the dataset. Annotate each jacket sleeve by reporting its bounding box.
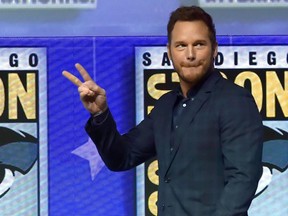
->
[215,87,263,216]
[85,108,156,171]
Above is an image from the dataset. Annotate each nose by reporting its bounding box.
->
[186,46,195,61]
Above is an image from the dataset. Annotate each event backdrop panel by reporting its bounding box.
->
[0,36,287,216]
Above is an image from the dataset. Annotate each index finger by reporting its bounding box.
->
[75,63,93,82]
[62,70,83,87]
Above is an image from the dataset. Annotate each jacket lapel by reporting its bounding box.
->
[156,91,178,172]
[164,71,222,176]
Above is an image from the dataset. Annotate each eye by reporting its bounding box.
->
[0,167,15,198]
[195,43,205,48]
[175,43,186,50]
[0,127,38,198]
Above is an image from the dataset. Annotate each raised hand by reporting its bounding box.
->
[62,63,107,115]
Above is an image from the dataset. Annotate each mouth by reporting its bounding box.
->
[182,64,199,68]
[181,62,200,68]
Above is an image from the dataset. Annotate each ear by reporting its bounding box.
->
[167,43,172,60]
[213,42,218,59]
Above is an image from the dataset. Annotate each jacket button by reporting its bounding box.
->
[165,178,171,183]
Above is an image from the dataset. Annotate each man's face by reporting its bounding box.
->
[167,21,218,94]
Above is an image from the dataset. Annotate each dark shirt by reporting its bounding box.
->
[172,70,212,132]
[171,88,197,154]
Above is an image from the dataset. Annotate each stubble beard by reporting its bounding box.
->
[177,60,214,88]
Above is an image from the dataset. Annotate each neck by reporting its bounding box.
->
[180,82,193,98]
[180,69,214,97]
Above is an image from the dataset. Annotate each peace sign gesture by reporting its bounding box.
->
[62,63,107,116]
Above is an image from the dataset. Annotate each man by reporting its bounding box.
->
[63,6,263,216]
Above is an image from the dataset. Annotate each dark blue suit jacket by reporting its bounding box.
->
[86,70,263,216]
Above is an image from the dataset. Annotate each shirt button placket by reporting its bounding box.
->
[165,177,171,183]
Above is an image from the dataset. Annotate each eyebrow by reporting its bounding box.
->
[173,39,208,45]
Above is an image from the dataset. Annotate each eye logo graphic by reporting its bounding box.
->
[0,127,38,198]
[255,126,288,197]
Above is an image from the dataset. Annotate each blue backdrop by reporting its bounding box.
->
[0,36,287,216]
